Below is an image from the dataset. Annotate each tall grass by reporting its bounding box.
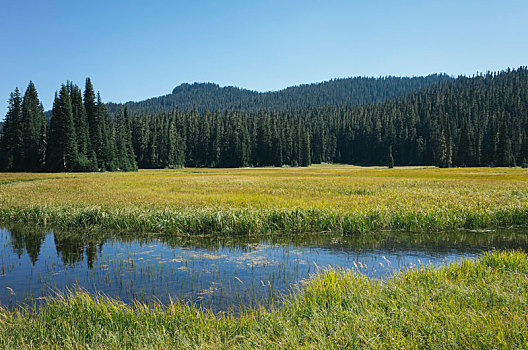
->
[1,204,528,235]
[1,165,528,234]
[1,250,527,349]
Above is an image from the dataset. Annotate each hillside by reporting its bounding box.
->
[4,67,527,171]
[130,67,528,168]
[106,74,452,115]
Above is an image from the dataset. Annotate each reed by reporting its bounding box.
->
[0,250,526,349]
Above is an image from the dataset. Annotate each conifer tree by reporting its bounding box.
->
[436,115,452,168]
[386,145,394,168]
[98,94,116,171]
[84,78,102,169]
[520,132,528,167]
[114,108,129,170]
[300,127,311,167]
[47,85,78,171]
[455,121,473,167]
[123,107,138,170]
[69,82,92,170]
[19,81,47,171]
[496,115,512,167]
[0,88,23,171]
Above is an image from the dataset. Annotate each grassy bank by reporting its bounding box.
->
[0,250,526,349]
[1,166,528,234]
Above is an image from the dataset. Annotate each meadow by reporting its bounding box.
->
[0,250,527,349]
[0,165,528,234]
[1,166,528,348]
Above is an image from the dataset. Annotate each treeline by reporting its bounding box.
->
[2,68,528,171]
[131,67,528,168]
[106,74,452,115]
[0,79,137,172]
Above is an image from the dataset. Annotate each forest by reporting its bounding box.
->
[1,67,528,171]
[0,79,136,172]
[105,74,453,115]
[132,67,528,168]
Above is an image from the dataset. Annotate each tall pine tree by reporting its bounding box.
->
[0,88,23,171]
[47,85,78,171]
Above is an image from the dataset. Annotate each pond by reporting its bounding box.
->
[1,225,527,312]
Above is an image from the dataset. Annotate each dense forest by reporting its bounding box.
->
[0,79,137,172]
[131,67,528,168]
[1,68,527,172]
[106,75,453,115]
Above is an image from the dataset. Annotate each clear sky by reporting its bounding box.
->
[1,0,527,116]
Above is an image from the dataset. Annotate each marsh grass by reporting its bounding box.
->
[0,250,527,349]
[1,165,528,234]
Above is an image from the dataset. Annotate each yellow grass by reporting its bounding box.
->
[1,165,528,233]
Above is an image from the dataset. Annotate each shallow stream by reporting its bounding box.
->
[1,226,527,312]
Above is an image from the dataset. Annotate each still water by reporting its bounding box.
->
[1,226,527,312]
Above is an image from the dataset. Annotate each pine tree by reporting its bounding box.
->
[84,78,102,170]
[520,132,528,167]
[300,126,311,167]
[99,95,116,171]
[0,88,23,171]
[386,145,394,168]
[496,115,512,167]
[47,85,78,171]
[436,115,452,168]
[69,82,91,170]
[455,121,473,167]
[123,107,138,170]
[271,120,283,167]
[19,81,47,171]
[256,113,272,166]
[114,108,129,170]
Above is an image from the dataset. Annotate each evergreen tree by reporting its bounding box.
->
[114,108,130,170]
[0,88,23,171]
[47,85,78,171]
[520,132,528,167]
[99,94,116,171]
[496,115,512,167]
[84,78,102,169]
[455,121,473,167]
[19,81,47,171]
[123,107,138,170]
[386,145,394,168]
[69,82,92,170]
[300,127,311,166]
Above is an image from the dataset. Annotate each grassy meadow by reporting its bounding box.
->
[0,250,527,349]
[1,166,528,348]
[1,165,528,234]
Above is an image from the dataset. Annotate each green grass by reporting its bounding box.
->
[1,250,527,349]
[1,165,528,234]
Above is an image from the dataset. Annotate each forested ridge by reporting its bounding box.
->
[106,74,453,115]
[131,67,528,168]
[1,67,527,172]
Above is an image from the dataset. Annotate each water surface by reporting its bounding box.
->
[1,226,527,312]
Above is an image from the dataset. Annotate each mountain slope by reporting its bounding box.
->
[106,74,453,115]
[130,67,528,168]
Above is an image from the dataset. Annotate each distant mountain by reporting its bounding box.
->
[106,74,453,115]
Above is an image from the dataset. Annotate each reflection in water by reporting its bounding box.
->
[0,225,527,312]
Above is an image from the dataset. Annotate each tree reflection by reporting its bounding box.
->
[9,226,46,265]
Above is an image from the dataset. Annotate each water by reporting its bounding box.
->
[1,225,527,312]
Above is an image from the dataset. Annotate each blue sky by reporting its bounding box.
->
[1,0,527,115]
